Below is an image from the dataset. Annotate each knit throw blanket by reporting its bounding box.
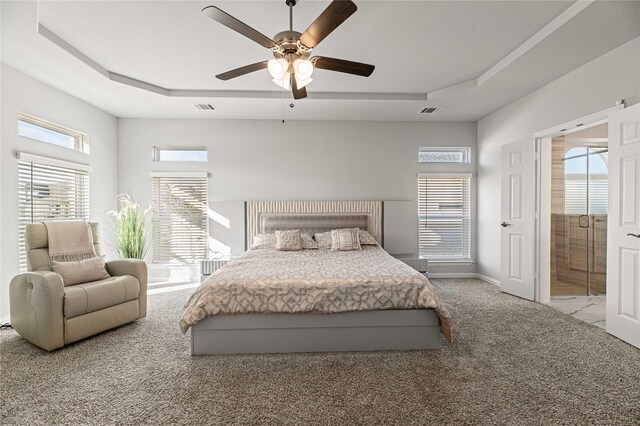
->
[44,221,96,262]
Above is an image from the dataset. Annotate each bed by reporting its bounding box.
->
[181,201,451,355]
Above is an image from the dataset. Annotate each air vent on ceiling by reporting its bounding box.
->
[193,104,217,111]
[419,107,443,115]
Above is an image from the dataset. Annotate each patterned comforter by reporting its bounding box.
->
[180,246,452,342]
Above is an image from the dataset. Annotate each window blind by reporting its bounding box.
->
[418,175,471,260]
[564,175,608,215]
[152,174,208,262]
[563,148,608,215]
[18,159,90,271]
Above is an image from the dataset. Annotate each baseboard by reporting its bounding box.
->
[148,263,199,284]
[428,272,479,279]
[476,274,501,286]
[428,273,501,287]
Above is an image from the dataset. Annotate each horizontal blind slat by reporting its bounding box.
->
[18,160,90,272]
[152,175,208,262]
[418,175,470,260]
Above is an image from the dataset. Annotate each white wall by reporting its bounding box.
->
[117,119,477,274]
[477,36,640,281]
[0,64,118,318]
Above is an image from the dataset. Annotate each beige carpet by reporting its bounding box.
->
[1,279,638,426]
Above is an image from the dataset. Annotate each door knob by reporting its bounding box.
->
[627,233,640,238]
[501,222,511,227]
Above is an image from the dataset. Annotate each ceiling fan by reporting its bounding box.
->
[202,0,375,100]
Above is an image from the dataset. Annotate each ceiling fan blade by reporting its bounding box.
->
[216,61,269,81]
[299,0,357,49]
[311,56,375,77]
[291,74,307,100]
[202,6,277,49]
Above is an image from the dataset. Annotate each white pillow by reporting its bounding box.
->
[250,234,276,249]
[330,228,361,251]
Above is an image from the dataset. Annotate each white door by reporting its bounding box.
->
[500,140,535,300]
[607,104,640,348]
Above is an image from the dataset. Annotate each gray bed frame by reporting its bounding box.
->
[190,201,442,355]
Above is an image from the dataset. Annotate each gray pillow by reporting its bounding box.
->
[301,233,318,249]
[52,256,110,286]
[275,230,303,251]
[358,230,378,245]
[314,231,332,249]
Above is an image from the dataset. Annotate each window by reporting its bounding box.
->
[18,114,88,153]
[152,173,208,262]
[152,146,207,162]
[18,153,91,271]
[418,174,471,260]
[419,147,470,164]
[563,147,608,215]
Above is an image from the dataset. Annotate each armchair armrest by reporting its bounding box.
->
[10,271,65,351]
[106,259,148,318]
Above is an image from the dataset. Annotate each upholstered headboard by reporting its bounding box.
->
[246,201,383,248]
[261,213,370,236]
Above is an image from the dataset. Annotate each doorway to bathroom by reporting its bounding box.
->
[533,104,639,347]
[550,123,608,297]
[543,122,609,328]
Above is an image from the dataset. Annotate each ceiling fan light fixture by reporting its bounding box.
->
[272,72,292,90]
[268,58,289,80]
[206,0,374,100]
[293,59,314,80]
[295,76,313,89]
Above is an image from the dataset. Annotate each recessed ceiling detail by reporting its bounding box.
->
[35,1,594,102]
[3,0,639,120]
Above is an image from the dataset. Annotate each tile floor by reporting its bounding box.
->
[548,295,606,329]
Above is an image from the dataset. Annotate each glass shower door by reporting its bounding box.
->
[563,148,590,295]
[552,146,608,296]
[588,148,608,295]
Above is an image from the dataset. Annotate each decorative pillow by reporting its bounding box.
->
[314,231,332,249]
[250,234,276,249]
[275,229,303,251]
[331,228,361,251]
[301,233,318,249]
[52,256,110,286]
[358,230,378,245]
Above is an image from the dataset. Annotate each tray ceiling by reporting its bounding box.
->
[2,1,639,121]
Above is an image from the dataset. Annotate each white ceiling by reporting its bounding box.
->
[2,1,639,121]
